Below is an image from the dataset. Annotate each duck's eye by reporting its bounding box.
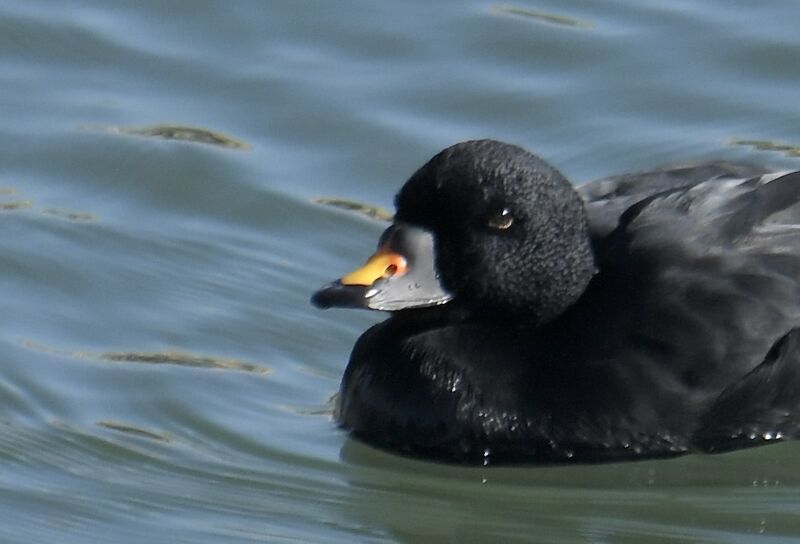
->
[486,208,514,230]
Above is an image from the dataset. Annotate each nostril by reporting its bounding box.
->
[384,254,408,278]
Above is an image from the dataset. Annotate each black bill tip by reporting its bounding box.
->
[311,281,370,309]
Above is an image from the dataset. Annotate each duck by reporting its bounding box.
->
[312,139,800,465]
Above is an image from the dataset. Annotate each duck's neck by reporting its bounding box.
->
[472,246,598,326]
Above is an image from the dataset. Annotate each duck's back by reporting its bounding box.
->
[579,161,770,238]
[573,162,800,457]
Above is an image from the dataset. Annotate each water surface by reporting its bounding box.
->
[2,1,800,542]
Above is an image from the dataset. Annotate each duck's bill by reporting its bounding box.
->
[311,223,453,311]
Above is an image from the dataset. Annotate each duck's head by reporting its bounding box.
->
[312,140,597,324]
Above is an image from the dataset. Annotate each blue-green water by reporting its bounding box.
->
[2,1,800,542]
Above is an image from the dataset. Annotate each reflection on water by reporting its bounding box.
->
[491,4,592,29]
[89,124,250,150]
[0,186,94,219]
[731,138,800,157]
[21,340,271,374]
[40,208,96,222]
[313,197,393,222]
[95,420,171,442]
[102,351,270,374]
[337,438,800,542]
[0,199,31,211]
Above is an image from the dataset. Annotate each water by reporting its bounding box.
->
[2,0,800,542]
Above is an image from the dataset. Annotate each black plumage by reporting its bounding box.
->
[314,139,800,464]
